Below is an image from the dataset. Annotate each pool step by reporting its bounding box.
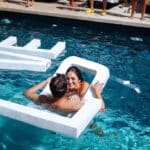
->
[0,36,65,72]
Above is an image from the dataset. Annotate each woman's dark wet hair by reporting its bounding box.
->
[66,66,83,81]
[50,74,67,98]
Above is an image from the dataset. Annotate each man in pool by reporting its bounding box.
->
[24,74,84,113]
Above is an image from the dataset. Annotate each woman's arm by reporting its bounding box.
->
[92,81,105,111]
[80,81,89,98]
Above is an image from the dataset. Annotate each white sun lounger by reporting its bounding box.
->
[0,56,110,138]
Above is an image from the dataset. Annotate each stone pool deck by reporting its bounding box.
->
[0,0,150,28]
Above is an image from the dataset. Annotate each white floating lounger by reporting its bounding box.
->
[0,50,51,72]
[0,36,65,72]
[0,56,110,138]
[0,36,66,59]
[0,59,50,72]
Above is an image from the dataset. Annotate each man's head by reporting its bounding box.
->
[50,74,67,98]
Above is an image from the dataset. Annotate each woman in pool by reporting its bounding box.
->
[66,66,105,111]
[66,66,89,98]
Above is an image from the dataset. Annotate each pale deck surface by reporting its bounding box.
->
[0,0,150,28]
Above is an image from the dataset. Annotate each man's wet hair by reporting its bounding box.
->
[50,74,67,98]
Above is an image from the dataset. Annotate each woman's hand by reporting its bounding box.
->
[92,81,103,97]
[92,81,106,112]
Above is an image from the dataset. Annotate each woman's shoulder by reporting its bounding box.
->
[81,80,89,88]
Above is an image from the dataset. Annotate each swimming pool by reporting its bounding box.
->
[0,11,150,150]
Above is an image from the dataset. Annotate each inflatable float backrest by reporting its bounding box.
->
[41,56,110,102]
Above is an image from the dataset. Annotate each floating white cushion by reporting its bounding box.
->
[0,56,110,138]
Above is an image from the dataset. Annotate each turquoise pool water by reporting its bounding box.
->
[0,12,150,150]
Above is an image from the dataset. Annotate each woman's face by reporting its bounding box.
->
[66,71,81,90]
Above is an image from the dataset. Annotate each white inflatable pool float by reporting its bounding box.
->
[0,36,65,72]
[0,36,66,59]
[0,56,109,138]
[41,56,109,100]
[0,50,51,72]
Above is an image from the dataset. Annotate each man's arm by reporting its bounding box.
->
[23,79,49,103]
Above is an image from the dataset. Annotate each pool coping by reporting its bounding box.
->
[0,1,150,29]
